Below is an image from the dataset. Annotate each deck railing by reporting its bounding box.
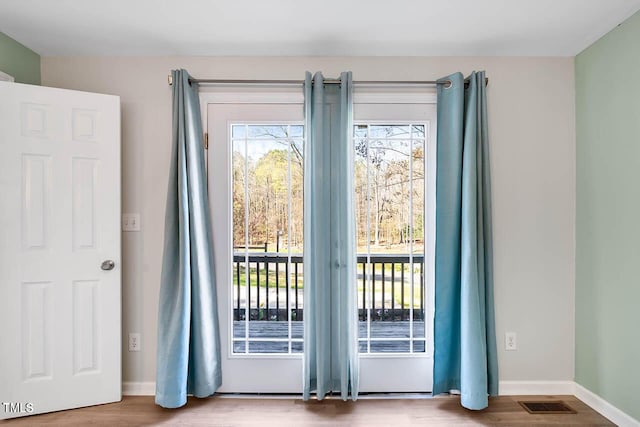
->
[233,253,424,322]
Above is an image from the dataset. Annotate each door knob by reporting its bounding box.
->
[101,260,115,271]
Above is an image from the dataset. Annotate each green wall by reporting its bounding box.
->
[575,10,640,421]
[0,32,40,85]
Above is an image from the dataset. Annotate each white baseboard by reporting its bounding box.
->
[123,381,576,397]
[574,383,639,427]
[123,382,156,396]
[498,380,575,395]
[122,380,639,426]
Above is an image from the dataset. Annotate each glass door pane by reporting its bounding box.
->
[231,124,304,354]
[354,124,426,354]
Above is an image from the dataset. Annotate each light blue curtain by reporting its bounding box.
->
[432,71,498,410]
[303,71,359,401]
[155,69,222,408]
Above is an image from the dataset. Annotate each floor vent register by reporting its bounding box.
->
[518,400,577,414]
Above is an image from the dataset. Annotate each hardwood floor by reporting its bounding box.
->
[1,395,615,426]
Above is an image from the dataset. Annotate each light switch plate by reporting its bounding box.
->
[122,213,141,232]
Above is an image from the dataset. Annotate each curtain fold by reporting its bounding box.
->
[433,71,498,410]
[155,69,222,409]
[303,71,359,401]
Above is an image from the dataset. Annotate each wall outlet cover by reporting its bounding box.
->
[505,332,517,351]
[129,333,141,352]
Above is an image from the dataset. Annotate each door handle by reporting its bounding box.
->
[101,260,115,271]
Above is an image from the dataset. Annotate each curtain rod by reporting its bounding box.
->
[166,75,488,88]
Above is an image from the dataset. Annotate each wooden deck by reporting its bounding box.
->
[233,321,426,353]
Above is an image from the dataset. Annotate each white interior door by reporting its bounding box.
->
[0,82,121,419]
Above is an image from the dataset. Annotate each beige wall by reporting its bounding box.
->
[41,56,576,386]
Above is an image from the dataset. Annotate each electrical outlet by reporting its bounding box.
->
[122,213,141,232]
[505,332,517,351]
[129,333,141,352]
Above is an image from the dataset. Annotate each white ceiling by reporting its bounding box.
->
[1,0,640,57]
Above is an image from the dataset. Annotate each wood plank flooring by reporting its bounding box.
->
[1,395,615,426]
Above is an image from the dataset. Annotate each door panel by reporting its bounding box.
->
[352,103,436,393]
[0,82,121,419]
[208,102,304,392]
